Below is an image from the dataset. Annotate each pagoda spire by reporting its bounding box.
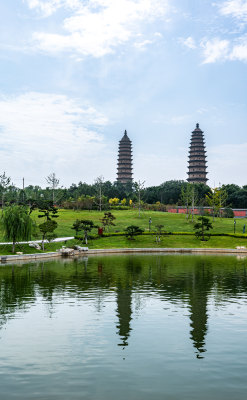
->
[187,123,208,184]
[116,130,133,183]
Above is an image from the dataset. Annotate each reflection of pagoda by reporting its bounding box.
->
[116,283,132,347]
[117,130,133,183]
[187,123,208,184]
[188,261,211,358]
[189,289,208,358]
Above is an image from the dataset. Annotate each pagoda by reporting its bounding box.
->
[117,130,133,183]
[187,123,208,184]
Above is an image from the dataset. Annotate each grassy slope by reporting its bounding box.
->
[32,209,247,237]
[0,209,246,254]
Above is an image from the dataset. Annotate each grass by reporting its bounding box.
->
[29,209,247,236]
[0,209,246,255]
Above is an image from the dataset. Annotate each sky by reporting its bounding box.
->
[0,0,247,189]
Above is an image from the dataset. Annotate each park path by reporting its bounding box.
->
[0,237,74,245]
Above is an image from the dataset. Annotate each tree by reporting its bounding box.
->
[125,225,144,240]
[18,189,27,205]
[218,185,228,217]
[46,173,59,204]
[190,184,197,222]
[74,220,97,244]
[205,187,227,221]
[180,183,198,222]
[109,197,119,206]
[94,176,105,212]
[39,220,58,251]
[194,216,213,241]
[38,200,59,221]
[155,224,164,242]
[71,219,83,235]
[2,205,33,252]
[100,212,116,232]
[0,172,11,208]
[134,180,145,217]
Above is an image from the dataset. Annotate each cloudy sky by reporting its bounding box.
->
[0,0,247,188]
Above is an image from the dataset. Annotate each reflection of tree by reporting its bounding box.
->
[0,263,37,330]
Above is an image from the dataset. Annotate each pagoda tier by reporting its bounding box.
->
[187,123,208,184]
[116,130,133,183]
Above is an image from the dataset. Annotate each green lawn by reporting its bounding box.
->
[30,209,247,237]
[0,209,246,255]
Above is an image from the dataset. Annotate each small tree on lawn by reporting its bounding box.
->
[125,225,144,240]
[38,200,59,221]
[194,216,213,241]
[94,176,105,211]
[134,180,145,217]
[71,219,83,235]
[155,224,164,242]
[2,205,33,253]
[74,220,97,244]
[205,187,227,221]
[180,183,197,222]
[39,220,58,251]
[100,212,116,232]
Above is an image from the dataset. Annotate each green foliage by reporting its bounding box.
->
[205,187,228,219]
[38,200,59,221]
[39,220,58,250]
[194,216,213,241]
[125,225,144,240]
[0,172,11,207]
[100,212,116,231]
[223,184,247,208]
[2,205,33,252]
[72,219,98,244]
[71,219,83,235]
[39,220,58,236]
[180,183,198,221]
[155,224,165,236]
[223,208,234,218]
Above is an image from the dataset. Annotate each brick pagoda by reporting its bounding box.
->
[117,130,133,183]
[187,123,208,184]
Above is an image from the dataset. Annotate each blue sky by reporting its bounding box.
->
[0,0,247,188]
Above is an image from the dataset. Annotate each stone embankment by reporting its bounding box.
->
[1,247,247,263]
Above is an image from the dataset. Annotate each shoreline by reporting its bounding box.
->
[1,246,247,263]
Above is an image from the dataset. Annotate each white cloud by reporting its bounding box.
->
[230,36,247,60]
[219,0,247,22]
[0,92,109,186]
[134,39,153,50]
[24,0,81,17]
[199,35,247,63]
[180,36,197,49]
[201,38,230,63]
[28,0,171,57]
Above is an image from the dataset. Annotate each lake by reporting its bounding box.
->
[0,254,247,399]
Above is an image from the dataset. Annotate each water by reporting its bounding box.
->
[0,254,247,399]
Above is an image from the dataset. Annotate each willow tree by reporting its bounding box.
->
[2,205,33,253]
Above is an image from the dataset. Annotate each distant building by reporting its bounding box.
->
[187,123,208,184]
[117,130,133,183]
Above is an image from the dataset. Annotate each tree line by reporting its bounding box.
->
[1,171,247,209]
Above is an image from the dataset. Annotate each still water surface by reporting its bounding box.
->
[0,254,247,399]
